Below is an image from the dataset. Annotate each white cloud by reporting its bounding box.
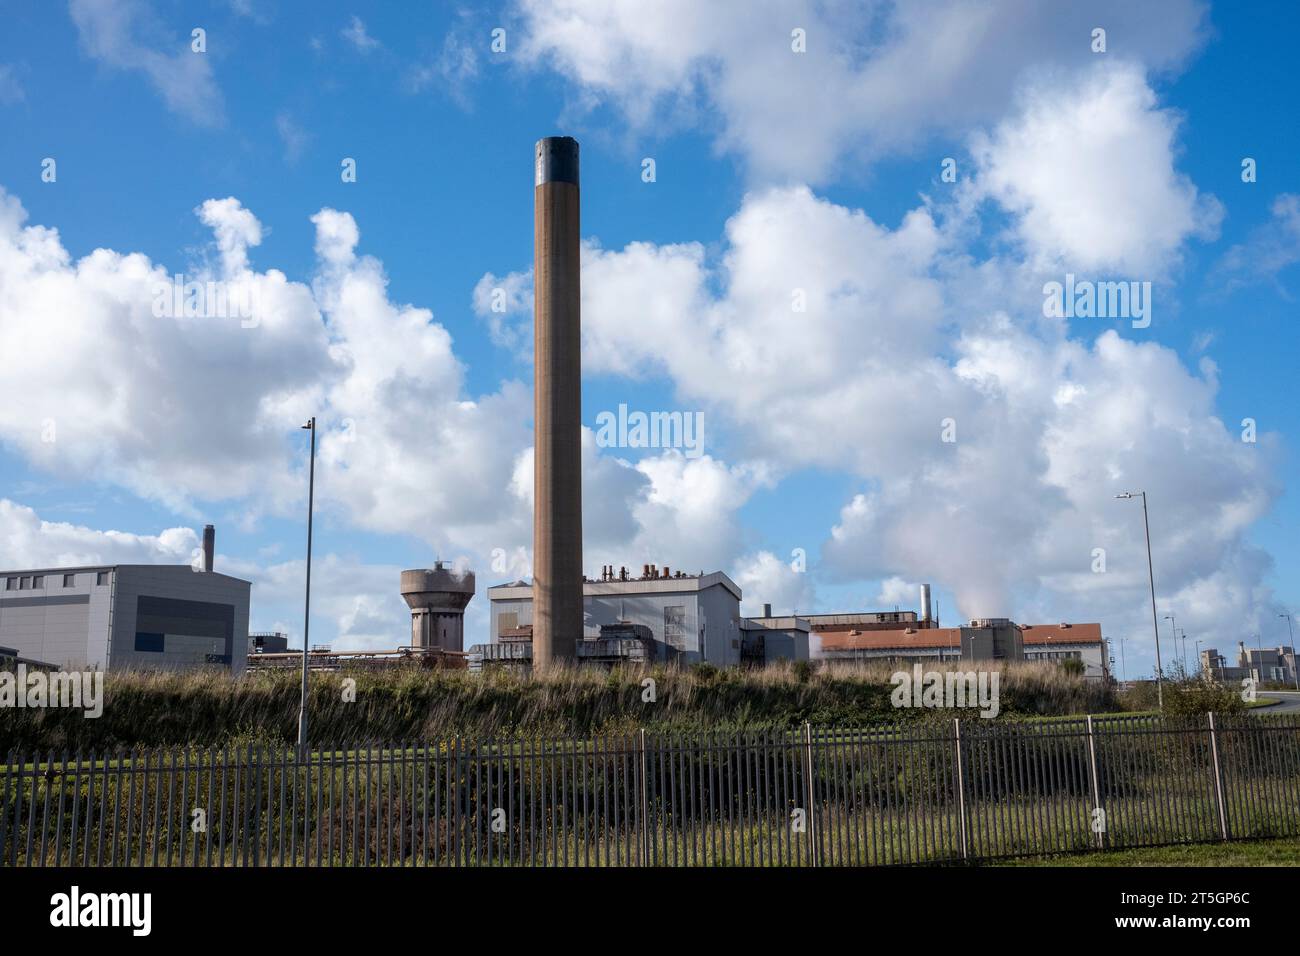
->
[275,112,310,164]
[1214,192,1300,295]
[471,267,533,355]
[69,0,225,126]
[970,62,1221,275]
[732,550,814,617]
[0,498,198,567]
[514,0,1209,182]
[341,15,381,54]
[0,63,24,105]
[408,12,481,106]
[874,576,918,609]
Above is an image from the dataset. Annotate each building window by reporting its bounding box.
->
[63,573,75,587]
[4,577,14,591]
[96,571,109,586]
[32,575,43,589]
[19,577,30,590]
[134,632,165,653]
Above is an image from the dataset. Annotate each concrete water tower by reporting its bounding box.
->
[400,563,475,652]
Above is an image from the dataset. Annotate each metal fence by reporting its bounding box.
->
[2,713,1298,866]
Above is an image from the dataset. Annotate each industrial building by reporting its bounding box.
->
[400,563,475,653]
[1201,642,1298,685]
[474,565,810,670]
[0,526,251,673]
[812,617,1108,679]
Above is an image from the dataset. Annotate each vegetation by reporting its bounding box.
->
[996,837,1300,867]
[1117,672,1248,717]
[0,660,1118,750]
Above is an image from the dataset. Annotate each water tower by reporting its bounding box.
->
[400,563,475,652]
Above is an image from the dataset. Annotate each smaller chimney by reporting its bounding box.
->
[919,583,932,624]
[763,603,772,617]
[202,524,215,573]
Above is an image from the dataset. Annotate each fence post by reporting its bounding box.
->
[1207,712,1229,841]
[952,718,969,860]
[1085,716,1104,849]
[637,728,649,866]
[802,721,818,867]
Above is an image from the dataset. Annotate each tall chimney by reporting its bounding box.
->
[202,524,215,573]
[919,583,932,625]
[532,136,583,669]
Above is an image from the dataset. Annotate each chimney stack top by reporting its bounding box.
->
[535,136,580,186]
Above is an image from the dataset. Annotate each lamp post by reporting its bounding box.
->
[1280,612,1300,691]
[1164,612,1176,671]
[1195,639,1202,679]
[1116,491,1163,710]
[297,417,316,755]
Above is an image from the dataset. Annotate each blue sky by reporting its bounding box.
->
[0,1,1297,675]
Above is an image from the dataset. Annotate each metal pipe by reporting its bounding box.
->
[298,417,316,753]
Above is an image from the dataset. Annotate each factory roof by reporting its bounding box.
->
[0,564,250,584]
[488,570,742,601]
[741,616,811,633]
[1019,623,1103,645]
[819,627,966,651]
[816,622,1103,652]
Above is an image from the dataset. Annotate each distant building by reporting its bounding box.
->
[812,619,1108,680]
[739,616,811,665]
[249,631,290,655]
[478,565,808,668]
[1202,642,1297,685]
[0,563,251,674]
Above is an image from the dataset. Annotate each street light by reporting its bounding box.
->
[1195,639,1202,679]
[1281,612,1300,691]
[298,417,317,755]
[1117,491,1163,710]
[1164,612,1176,669]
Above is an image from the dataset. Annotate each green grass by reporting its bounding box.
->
[994,836,1300,866]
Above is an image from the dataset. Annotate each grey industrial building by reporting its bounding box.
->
[1,529,251,674]
[1202,642,1298,685]
[475,565,810,669]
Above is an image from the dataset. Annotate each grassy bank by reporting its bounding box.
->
[0,660,1117,749]
[995,837,1300,867]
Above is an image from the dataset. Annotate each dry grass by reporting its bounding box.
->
[0,659,1116,750]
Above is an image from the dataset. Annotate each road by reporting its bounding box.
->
[1256,690,1300,714]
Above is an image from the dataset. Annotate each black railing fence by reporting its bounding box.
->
[2,714,1297,866]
